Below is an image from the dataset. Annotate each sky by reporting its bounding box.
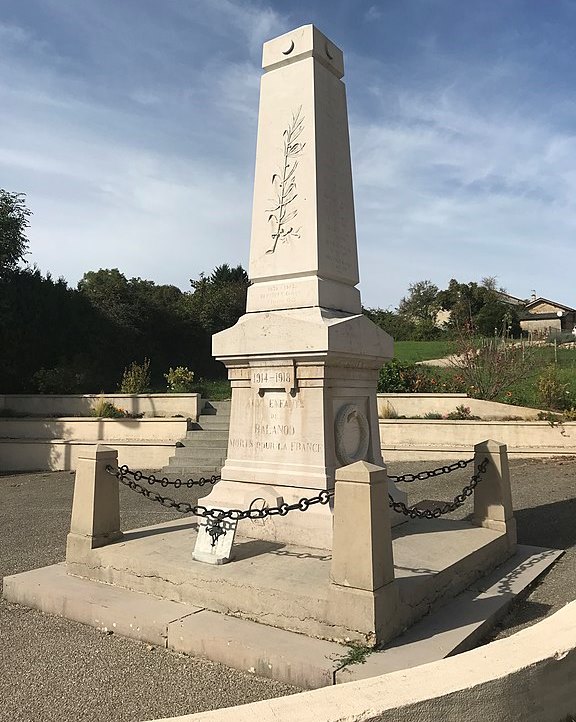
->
[2,0,576,309]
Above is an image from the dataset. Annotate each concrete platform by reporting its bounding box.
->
[3,544,561,690]
[62,515,516,642]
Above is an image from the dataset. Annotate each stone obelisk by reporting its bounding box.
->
[203,25,401,549]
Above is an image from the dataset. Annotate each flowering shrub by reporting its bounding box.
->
[164,366,195,393]
[378,360,435,393]
[119,359,151,394]
[91,398,127,418]
[537,365,573,411]
[444,404,480,420]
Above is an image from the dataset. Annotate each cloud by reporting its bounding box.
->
[348,50,576,307]
[2,0,576,312]
[0,0,289,287]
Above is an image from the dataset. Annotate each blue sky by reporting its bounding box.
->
[2,0,576,308]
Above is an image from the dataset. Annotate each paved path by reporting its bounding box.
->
[1,458,574,721]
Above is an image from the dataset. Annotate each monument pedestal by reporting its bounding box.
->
[202,307,405,548]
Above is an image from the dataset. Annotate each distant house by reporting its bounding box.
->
[493,291,525,307]
[519,296,576,336]
[435,290,526,329]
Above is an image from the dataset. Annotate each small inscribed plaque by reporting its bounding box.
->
[193,514,238,565]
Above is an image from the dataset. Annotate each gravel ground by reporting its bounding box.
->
[1,457,575,721]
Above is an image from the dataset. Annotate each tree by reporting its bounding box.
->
[398,280,440,325]
[437,279,520,337]
[0,189,32,275]
[363,307,417,341]
[208,263,249,286]
[188,264,250,335]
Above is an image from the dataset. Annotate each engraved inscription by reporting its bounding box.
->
[229,438,323,454]
[266,106,305,254]
[251,365,295,392]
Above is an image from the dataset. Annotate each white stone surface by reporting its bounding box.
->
[148,600,576,722]
[207,25,400,547]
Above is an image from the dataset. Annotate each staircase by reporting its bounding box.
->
[160,401,230,479]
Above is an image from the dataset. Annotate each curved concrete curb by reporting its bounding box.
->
[148,601,576,722]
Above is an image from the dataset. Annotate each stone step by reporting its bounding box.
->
[159,466,222,477]
[3,564,343,689]
[168,454,226,467]
[335,544,564,684]
[3,544,562,691]
[177,438,229,450]
[200,402,231,417]
[185,430,229,440]
[173,445,227,457]
[198,418,231,427]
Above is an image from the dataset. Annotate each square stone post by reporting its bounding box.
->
[66,445,122,562]
[472,440,517,549]
[328,461,400,645]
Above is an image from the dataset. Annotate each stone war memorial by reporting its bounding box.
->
[3,24,565,699]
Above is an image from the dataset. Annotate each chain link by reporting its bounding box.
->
[388,457,489,519]
[387,458,474,483]
[106,465,331,521]
[115,465,220,489]
[107,457,489,527]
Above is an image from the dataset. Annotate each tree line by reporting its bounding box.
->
[0,189,248,393]
[1,188,524,394]
[365,278,523,341]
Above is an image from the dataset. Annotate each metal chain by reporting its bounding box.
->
[107,456,488,530]
[387,458,474,483]
[106,465,331,521]
[115,465,220,489]
[389,457,489,519]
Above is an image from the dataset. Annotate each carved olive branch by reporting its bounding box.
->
[266,106,305,254]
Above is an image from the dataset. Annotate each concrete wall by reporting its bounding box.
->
[378,394,542,420]
[380,418,576,460]
[0,418,190,472]
[0,439,175,472]
[148,601,576,722]
[0,393,202,420]
[520,318,561,334]
[0,417,190,441]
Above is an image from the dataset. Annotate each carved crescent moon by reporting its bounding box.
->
[282,40,295,55]
[325,42,333,60]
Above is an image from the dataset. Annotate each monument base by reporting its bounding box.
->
[199,479,335,549]
[60,514,517,643]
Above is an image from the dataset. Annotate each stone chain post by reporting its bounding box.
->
[472,440,517,549]
[66,445,123,561]
[329,460,400,646]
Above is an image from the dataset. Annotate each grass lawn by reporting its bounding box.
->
[389,341,576,411]
[503,347,576,408]
[393,340,454,363]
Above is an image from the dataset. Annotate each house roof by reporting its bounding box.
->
[494,291,526,306]
[524,297,576,313]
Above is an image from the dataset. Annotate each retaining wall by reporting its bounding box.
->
[380,418,576,460]
[378,393,542,419]
[0,393,202,420]
[0,418,190,472]
[148,601,576,722]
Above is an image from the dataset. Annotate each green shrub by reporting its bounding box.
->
[378,359,435,393]
[423,411,443,419]
[445,404,480,420]
[164,366,195,393]
[537,365,572,410]
[119,358,151,394]
[32,366,84,394]
[191,378,231,400]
